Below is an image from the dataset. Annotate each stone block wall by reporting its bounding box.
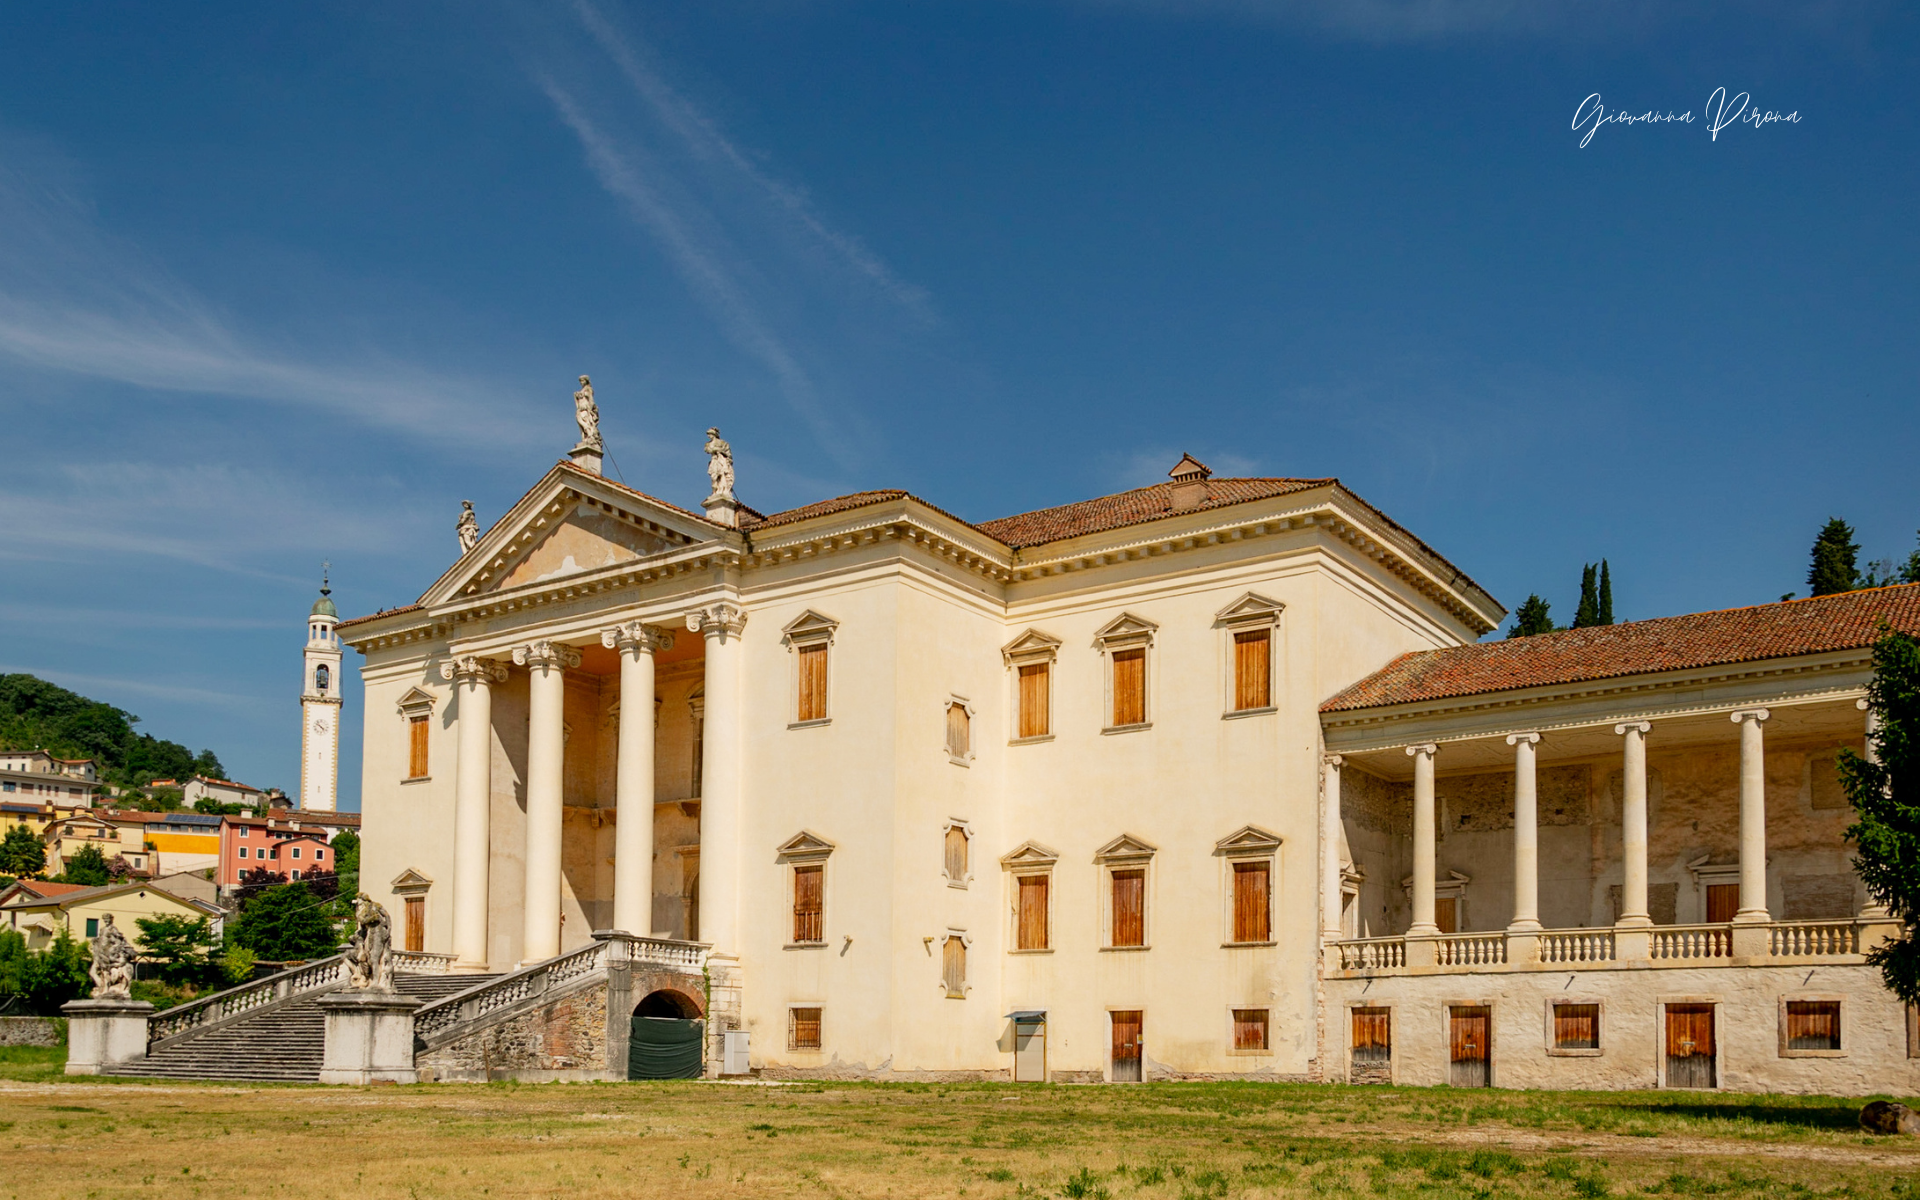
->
[0,1017,62,1047]
[417,982,610,1082]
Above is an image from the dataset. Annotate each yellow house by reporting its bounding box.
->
[0,880,222,950]
[40,813,153,878]
[0,800,90,841]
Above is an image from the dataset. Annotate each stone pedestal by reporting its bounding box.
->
[318,990,423,1084]
[702,494,739,529]
[1729,921,1772,960]
[62,998,153,1075]
[1613,925,1653,962]
[1402,935,1439,968]
[569,442,604,475]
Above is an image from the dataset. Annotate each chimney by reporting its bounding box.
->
[1167,453,1213,511]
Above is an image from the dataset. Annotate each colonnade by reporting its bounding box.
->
[1322,704,1878,946]
[438,602,746,969]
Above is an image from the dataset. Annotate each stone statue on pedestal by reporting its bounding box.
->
[457,500,479,553]
[574,375,603,452]
[705,427,735,502]
[88,913,136,1000]
[345,894,395,992]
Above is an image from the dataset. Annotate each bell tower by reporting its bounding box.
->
[300,566,344,812]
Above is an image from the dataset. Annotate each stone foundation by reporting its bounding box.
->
[418,982,610,1082]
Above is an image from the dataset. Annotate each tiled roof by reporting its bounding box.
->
[745,490,912,531]
[1323,583,1920,713]
[337,604,422,631]
[976,478,1333,550]
[11,881,89,899]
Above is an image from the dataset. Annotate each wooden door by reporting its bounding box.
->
[1110,1011,1143,1082]
[404,896,424,953]
[1449,1006,1491,1087]
[1665,1004,1716,1088]
[1014,1020,1046,1082]
[1434,897,1458,934]
[1350,1007,1391,1084]
[1705,884,1738,924]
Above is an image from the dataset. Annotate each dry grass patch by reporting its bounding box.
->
[3,1079,1920,1198]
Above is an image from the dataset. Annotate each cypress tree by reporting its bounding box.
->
[1597,560,1614,625]
[1808,518,1861,596]
[1573,564,1600,629]
[1507,595,1556,638]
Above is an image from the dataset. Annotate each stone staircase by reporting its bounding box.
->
[107,972,498,1083]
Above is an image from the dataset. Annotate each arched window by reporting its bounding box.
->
[315,664,330,693]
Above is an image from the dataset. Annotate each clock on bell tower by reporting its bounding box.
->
[300,566,344,812]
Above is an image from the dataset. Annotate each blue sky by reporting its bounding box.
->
[1,2,1914,808]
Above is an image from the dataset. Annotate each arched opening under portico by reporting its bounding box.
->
[636,988,703,1019]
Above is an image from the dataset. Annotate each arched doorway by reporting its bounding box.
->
[629,989,704,1080]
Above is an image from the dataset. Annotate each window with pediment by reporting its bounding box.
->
[1001,630,1060,742]
[1215,593,1283,716]
[783,611,839,726]
[1094,614,1158,732]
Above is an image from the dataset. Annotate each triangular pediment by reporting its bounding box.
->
[781,610,840,643]
[1215,592,1284,626]
[776,830,836,861]
[395,688,436,716]
[422,464,724,604]
[1094,833,1157,862]
[390,868,434,893]
[1000,839,1060,869]
[1214,824,1282,855]
[1000,629,1062,664]
[1094,612,1159,646]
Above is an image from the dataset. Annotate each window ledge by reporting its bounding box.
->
[1225,1048,1273,1057]
[1222,706,1277,721]
[1101,944,1151,953]
[1009,734,1054,746]
[1222,941,1277,949]
[1780,1048,1847,1058]
[1007,948,1054,956]
[788,718,832,731]
[1547,1047,1604,1057]
[946,878,970,890]
[1101,722,1152,736]
[947,755,973,768]
[784,941,828,951]
[401,775,432,785]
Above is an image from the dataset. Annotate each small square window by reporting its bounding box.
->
[1786,1000,1840,1051]
[85,917,98,937]
[790,1007,822,1051]
[238,847,249,859]
[1233,1009,1269,1051]
[1553,1003,1599,1051]
[291,847,302,859]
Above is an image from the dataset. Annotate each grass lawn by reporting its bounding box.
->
[3,1077,1920,1198]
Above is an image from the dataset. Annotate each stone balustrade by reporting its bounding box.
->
[1328,917,1894,977]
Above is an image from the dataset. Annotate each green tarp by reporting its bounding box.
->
[629,1015,704,1080]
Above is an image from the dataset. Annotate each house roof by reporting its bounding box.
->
[977,477,1334,549]
[1322,583,1920,713]
[0,880,90,902]
[0,879,220,915]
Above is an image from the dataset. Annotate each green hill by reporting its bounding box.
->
[0,673,226,788]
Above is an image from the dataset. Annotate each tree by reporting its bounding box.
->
[1507,595,1557,638]
[135,914,214,985]
[0,927,93,1014]
[331,830,360,901]
[0,672,227,789]
[1843,630,1920,1001]
[0,825,46,879]
[59,844,110,887]
[1572,564,1600,628]
[1808,518,1861,596]
[1597,559,1614,625]
[228,882,340,961]
[232,867,289,908]
[216,944,257,986]
[1863,531,1920,589]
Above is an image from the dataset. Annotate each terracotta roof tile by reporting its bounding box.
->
[976,478,1333,549]
[1322,583,1920,712]
[12,880,89,899]
[745,490,913,531]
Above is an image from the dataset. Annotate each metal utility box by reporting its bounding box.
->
[721,1029,751,1076]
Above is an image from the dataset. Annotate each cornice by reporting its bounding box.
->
[740,514,1016,585]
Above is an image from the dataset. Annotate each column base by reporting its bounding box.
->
[1729,921,1772,959]
[318,990,424,1085]
[1403,934,1440,968]
[569,443,604,475]
[61,998,153,1075]
[1613,927,1653,961]
[1504,930,1540,966]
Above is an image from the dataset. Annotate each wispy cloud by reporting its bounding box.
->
[0,152,544,451]
[0,604,286,632]
[0,664,273,715]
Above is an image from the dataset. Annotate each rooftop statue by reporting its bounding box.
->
[345,893,396,992]
[574,375,603,452]
[88,913,136,1000]
[457,500,479,553]
[705,427,735,502]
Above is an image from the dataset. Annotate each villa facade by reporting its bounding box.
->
[339,437,1919,1091]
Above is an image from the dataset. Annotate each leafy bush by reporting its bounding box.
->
[58,844,109,887]
[0,928,92,1014]
[0,826,45,879]
[135,914,213,985]
[227,882,340,961]
[217,944,256,986]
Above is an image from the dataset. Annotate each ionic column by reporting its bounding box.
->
[1406,743,1440,937]
[513,640,581,963]
[1614,722,1652,929]
[439,655,507,969]
[1322,755,1344,940]
[603,622,674,937]
[688,603,747,954]
[1731,709,1771,924]
[1507,733,1543,932]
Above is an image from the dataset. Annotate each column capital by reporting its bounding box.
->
[512,641,582,670]
[1858,697,1871,712]
[688,602,748,641]
[1729,708,1771,725]
[601,622,676,654]
[1322,753,1344,769]
[1614,720,1651,736]
[439,655,508,684]
[1404,743,1438,759]
[1505,732,1542,747]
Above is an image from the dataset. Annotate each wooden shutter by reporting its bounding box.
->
[797,644,828,722]
[404,896,424,953]
[1232,860,1270,942]
[1553,1003,1599,1050]
[1434,897,1458,935]
[407,716,429,778]
[793,865,824,943]
[946,703,970,759]
[1705,884,1738,924]
[1110,1010,1142,1080]
[942,936,966,996]
[1351,1007,1391,1061]
[1233,1008,1269,1051]
[1017,874,1050,950]
[1018,663,1050,738]
[1233,629,1271,711]
[1111,869,1145,947]
[1786,1001,1840,1051]
[944,826,968,882]
[791,1007,822,1050]
[1111,648,1146,727]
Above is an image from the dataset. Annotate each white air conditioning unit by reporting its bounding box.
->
[721,1029,751,1076]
